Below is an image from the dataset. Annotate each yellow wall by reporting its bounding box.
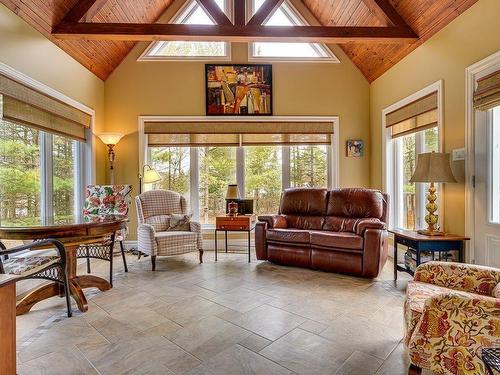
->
[104,2,371,239]
[370,0,500,235]
[0,4,106,183]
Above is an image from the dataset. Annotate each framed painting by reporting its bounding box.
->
[205,64,273,116]
[346,140,364,157]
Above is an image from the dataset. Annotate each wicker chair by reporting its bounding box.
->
[77,185,131,286]
[0,239,72,317]
[135,190,203,271]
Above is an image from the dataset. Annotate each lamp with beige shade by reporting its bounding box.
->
[410,151,457,236]
[97,132,124,184]
[226,184,240,216]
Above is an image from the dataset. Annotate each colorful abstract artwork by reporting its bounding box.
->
[346,140,364,157]
[205,64,272,115]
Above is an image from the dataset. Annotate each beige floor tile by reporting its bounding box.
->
[196,274,247,293]
[299,320,329,335]
[334,351,383,375]
[225,304,306,341]
[260,328,352,375]
[238,333,272,353]
[208,286,274,313]
[187,344,292,375]
[168,315,251,361]
[18,347,99,375]
[153,295,229,326]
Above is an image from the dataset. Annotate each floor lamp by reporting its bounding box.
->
[97,133,124,184]
[138,164,162,194]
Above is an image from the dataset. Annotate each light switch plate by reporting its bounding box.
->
[452,148,465,161]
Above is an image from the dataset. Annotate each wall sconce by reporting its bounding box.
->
[97,132,124,184]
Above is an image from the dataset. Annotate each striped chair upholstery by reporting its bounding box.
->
[135,190,203,270]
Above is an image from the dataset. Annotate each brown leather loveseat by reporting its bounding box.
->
[255,188,389,278]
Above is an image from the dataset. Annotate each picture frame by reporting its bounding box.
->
[205,64,273,116]
[346,140,364,157]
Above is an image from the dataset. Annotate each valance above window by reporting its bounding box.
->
[0,74,91,141]
[144,121,333,147]
[474,69,500,111]
[386,92,438,138]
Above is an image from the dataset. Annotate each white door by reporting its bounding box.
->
[474,105,500,267]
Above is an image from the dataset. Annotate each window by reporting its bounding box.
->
[385,83,441,231]
[249,0,338,62]
[141,0,230,60]
[489,106,500,223]
[149,146,190,196]
[53,135,78,224]
[245,146,282,215]
[290,145,328,188]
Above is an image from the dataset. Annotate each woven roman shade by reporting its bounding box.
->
[474,70,500,111]
[145,121,333,147]
[386,92,438,138]
[0,75,91,141]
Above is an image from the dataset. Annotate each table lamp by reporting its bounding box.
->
[226,184,240,216]
[138,164,162,194]
[98,132,124,184]
[410,151,457,236]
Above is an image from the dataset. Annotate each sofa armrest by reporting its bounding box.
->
[414,261,500,296]
[137,223,157,256]
[189,221,203,251]
[258,215,287,229]
[354,218,386,236]
[408,292,500,374]
[361,228,388,278]
[255,221,268,260]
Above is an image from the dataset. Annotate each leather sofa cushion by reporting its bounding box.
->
[322,216,360,232]
[280,188,328,216]
[266,229,310,244]
[285,215,324,230]
[310,231,363,250]
[327,189,385,219]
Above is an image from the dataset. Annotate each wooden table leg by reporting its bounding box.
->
[74,275,111,292]
[16,283,59,316]
[0,283,16,375]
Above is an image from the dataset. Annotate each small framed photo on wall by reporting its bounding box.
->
[346,140,364,157]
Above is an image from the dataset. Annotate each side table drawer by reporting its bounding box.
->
[218,224,249,230]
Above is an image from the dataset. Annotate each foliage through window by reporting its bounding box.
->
[250,0,338,61]
[290,145,328,188]
[142,0,229,59]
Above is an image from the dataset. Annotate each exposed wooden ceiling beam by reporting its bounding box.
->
[360,0,412,28]
[61,0,109,23]
[234,0,246,25]
[247,0,284,26]
[195,0,232,25]
[52,23,418,43]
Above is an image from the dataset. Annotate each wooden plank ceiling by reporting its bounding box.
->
[1,0,478,81]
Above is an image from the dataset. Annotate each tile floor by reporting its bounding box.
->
[15,250,435,375]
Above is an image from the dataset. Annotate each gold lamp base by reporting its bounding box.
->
[417,229,446,236]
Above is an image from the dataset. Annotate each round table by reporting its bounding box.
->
[0,216,127,315]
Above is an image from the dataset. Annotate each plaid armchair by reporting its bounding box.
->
[135,190,203,271]
[404,261,500,375]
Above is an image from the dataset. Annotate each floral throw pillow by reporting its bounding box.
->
[167,214,191,231]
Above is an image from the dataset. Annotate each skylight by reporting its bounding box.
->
[250,0,338,61]
[141,0,229,60]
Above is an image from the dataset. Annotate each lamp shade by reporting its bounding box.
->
[226,184,240,200]
[410,152,457,183]
[98,132,124,145]
[143,167,162,184]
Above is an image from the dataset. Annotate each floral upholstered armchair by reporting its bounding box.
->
[404,261,500,375]
[135,190,203,271]
[78,185,132,286]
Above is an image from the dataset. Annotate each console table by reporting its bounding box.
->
[390,229,469,280]
[215,215,255,263]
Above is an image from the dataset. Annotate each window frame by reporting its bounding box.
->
[0,62,95,225]
[139,116,339,227]
[247,0,339,63]
[138,0,232,62]
[383,80,443,231]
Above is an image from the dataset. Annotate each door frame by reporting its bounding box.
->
[465,51,500,263]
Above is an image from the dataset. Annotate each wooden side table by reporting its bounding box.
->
[215,215,256,263]
[390,229,469,280]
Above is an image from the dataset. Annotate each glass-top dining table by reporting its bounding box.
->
[0,215,128,315]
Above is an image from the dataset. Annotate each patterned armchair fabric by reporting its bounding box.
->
[135,190,203,265]
[83,185,132,240]
[405,261,500,375]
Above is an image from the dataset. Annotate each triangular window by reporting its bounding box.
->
[250,0,339,61]
[141,0,230,60]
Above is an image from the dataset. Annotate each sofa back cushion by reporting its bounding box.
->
[279,188,328,216]
[322,216,361,232]
[327,189,385,220]
[285,215,324,230]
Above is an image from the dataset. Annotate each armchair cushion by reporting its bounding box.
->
[258,215,287,229]
[414,261,500,296]
[155,231,199,256]
[3,255,59,277]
